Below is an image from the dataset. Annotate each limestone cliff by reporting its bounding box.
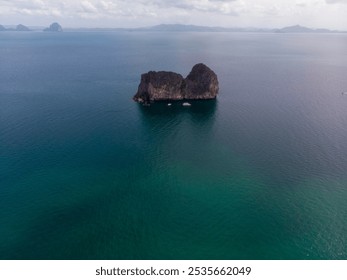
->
[133,63,219,103]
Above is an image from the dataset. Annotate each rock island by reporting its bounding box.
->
[133,63,219,104]
[44,22,63,32]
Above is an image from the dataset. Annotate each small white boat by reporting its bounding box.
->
[182,102,191,107]
[167,103,172,106]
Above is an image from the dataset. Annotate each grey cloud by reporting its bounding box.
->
[81,1,98,13]
[0,0,239,19]
[326,0,347,3]
[136,0,239,15]
[0,0,67,17]
[0,0,66,11]
[208,0,237,2]
[296,3,306,7]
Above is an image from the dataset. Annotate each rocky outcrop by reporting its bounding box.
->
[44,22,63,32]
[0,25,6,31]
[134,71,185,103]
[133,63,219,104]
[185,63,219,100]
[16,24,30,31]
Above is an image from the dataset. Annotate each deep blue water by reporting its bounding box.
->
[1,31,347,259]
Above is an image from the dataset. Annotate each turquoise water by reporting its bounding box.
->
[0,32,347,259]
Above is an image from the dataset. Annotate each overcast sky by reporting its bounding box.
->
[0,0,346,29]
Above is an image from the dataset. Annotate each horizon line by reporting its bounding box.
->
[1,23,346,33]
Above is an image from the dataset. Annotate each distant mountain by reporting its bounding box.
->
[142,24,273,33]
[0,23,344,33]
[16,24,31,31]
[144,24,225,32]
[44,22,63,32]
[140,24,343,33]
[278,25,312,33]
[65,27,128,32]
[277,25,339,33]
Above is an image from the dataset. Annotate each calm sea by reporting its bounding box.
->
[0,31,347,259]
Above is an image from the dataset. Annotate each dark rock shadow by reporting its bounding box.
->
[135,100,218,144]
[136,99,217,124]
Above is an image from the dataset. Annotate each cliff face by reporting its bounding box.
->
[184,63,219,100]
[133,63,219,103]
[135,71,185,103]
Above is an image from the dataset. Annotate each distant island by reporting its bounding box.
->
[133,63,219,104]
[0,22,63,32]
[44,22,63,32]
[64,24,347,34]
[141,24,345,33]
[64,24,346,33]
[275,25,337,33]
[0,23,344,33]
[0,24,32,31]
[16,24,31,31]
